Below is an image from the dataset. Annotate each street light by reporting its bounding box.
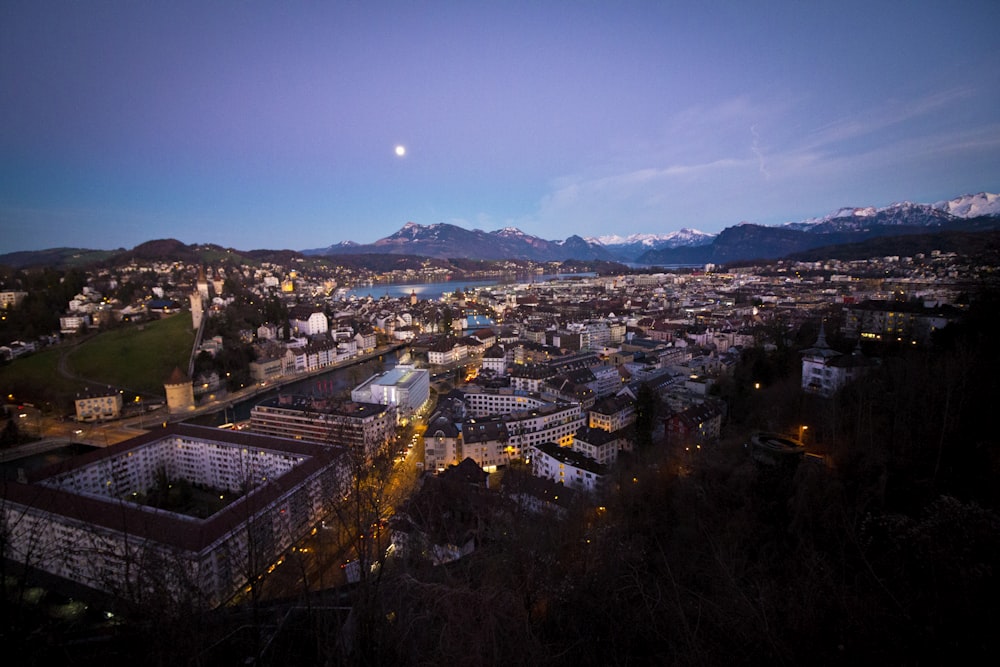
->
[798,425,809,443]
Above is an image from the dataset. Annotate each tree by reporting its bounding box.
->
[633,382,658,451]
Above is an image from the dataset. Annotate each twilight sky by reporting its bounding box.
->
[2,1,999,253]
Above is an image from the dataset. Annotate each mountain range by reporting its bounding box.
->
[3,193,998,270]
[304,192,1000,265]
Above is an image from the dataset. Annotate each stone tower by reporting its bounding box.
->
[164,367,195,414]
[189,289,203,331]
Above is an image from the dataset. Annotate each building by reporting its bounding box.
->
[424,411,462,473]
[289,305,329,337]
[459,386,585,458]
[1,424,349,609]
[0,290,28,309]
[60,313,90,335]
[529,441,607,494]
[801,324,877,397]
[190,289,204,331]
[841,299,960,346]
[249,356,284,383]
[664,401,724,447]
[460,416,509,473]
[572,425,623,466]
[351,364,430,417]
[589,395,636,432]
[480,344,509,376]
[74,390,123,422]
[499,466,578,518]
[427,338,469,366]
[250,395,395,459]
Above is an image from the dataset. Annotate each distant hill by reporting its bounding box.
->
[304,222,616,262]
[784,227,1000,265]
[0,239,315,271]
[0,247,122,270]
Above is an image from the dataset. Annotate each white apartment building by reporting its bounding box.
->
[2,424,348,609]
[428,339,469,366]
[572,426,623,466]
[529,441,607,494]
[289,305,329,337]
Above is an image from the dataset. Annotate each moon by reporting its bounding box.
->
[394,145,406,157]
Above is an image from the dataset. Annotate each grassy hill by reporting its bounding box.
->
[1,313,195,412]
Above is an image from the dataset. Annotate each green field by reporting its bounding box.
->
[0,313,195,411]
[0,347,81,408]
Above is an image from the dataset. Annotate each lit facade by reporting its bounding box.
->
[250,395,395,459]
[351,364,430,416]
[74,391,124,422]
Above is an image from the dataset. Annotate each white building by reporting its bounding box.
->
[529,441,607,494]
[351,364,430,416]
[801,324,877,398]
[74,391,124,422]
[289,305,329,337]
[428,339,469,366]
[1,424,349,609]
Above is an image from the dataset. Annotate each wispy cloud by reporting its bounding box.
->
[800,86,980,154]
[522,85,999,236]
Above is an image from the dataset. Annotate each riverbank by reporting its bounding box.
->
[0,343,407,459]
[175,342,406,422]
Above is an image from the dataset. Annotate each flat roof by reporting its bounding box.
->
[373,366,427,388]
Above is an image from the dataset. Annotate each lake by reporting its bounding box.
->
[341,272,596,300]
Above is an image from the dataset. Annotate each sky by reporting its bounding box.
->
[2,1,999,253]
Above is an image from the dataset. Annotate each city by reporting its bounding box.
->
[3,2,998,665]
[1,239,997,665]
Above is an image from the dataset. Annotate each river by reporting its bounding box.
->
[190,349,402,427]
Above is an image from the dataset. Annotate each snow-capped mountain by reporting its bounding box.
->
[640,192,1000,265]
[933,192,1000,218]
[590,228,716,249]
[784,201,955,233]
[304,191,998,264]
[588,229,716,262]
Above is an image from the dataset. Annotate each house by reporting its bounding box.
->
[289,304,329,337]
[424,411,462,473]
[389,462,491,566]
[801,324,877,397]
[480,344,509,376]
[74,390,124,422]
[499,466,578,518]
[664,401,724,447]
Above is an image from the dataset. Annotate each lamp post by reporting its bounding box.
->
[798,424,809,443]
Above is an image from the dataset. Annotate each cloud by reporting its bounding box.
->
[751,124,770,180]
[521,86,1000,237]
